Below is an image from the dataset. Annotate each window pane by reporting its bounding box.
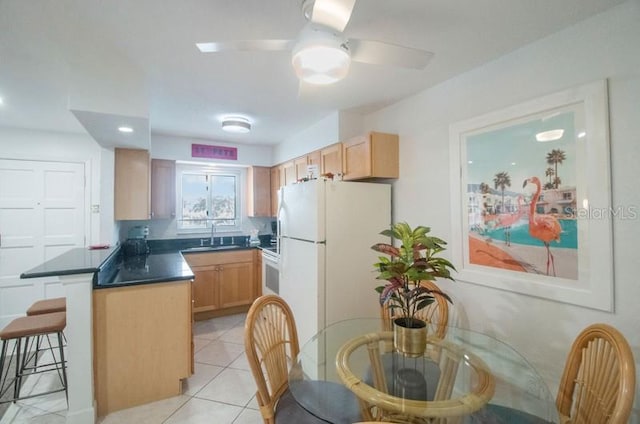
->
[210,175,236,225]
[181,174,208,228]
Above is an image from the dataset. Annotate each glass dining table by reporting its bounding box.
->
[288,319,559,424]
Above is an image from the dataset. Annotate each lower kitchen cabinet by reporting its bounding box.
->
[184,249,259,320]
[93,280,192,416]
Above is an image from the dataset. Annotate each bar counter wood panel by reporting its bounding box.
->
[93,280,192,417]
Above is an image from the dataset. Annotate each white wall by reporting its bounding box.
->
[0,126,115,245]
[273,111,340,164]
[361,1,640,419]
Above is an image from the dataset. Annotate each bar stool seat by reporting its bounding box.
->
[1,312,66,339]
[26,297,66,316]
[0,312,68,404]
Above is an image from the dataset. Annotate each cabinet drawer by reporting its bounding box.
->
[183,250,254,267]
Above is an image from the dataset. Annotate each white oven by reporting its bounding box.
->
[261,248,280,295]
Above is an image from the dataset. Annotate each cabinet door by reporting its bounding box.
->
[294,156,308,180]
[282,161,296,185]
[114,148,150,220]
[218,261,255,309]
[247,166,271,217]
[320,143,343,176]
[342,132,399,180]
[150,159,176,219]
[270,166,280,217]
[191,267,218,312]
[342,135,371,180]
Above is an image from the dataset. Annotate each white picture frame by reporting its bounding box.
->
[449,80,614,311]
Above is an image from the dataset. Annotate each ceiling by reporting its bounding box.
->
[0,0,627,146]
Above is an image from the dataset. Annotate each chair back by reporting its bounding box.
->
[381,280,450,339]
[556,323,636,424]
[244,295,301,423]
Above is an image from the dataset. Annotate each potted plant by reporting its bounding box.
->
[372,222,456,356]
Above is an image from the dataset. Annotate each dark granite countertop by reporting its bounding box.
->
[20,234,275,290]
[20,246,119,279]
[95,251,194,289]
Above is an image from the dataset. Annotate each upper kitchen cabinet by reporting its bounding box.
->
[294,156,308,180]
[281,161,296,186]
[294,150,321,181]
[270,166,280,217]
[342,132,399,181]
[114,148,150,220]
[150,159,176,219]
[247,166,271,217]
[320,143,343,177]
[308,150,321,173]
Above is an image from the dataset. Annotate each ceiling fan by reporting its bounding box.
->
[196,0,434,85]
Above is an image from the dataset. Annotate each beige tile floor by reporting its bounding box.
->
[1,313,264,424]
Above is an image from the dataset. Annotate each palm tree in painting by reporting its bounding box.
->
[545,167,555,185]
[479,182,491,215]
[546,149,566,189]
[493,172,511,214]
[553,176,562,188]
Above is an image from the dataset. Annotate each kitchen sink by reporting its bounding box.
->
[182,245,244,253]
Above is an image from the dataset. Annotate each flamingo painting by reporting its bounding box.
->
[523,176,562,276]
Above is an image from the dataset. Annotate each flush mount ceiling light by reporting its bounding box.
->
[535,129,564,142]
[292,25,351,85]
[222,117,251,133]
[118,126,134,133]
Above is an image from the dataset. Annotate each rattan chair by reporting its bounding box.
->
[555,323,636,424]
[244,294,362,423]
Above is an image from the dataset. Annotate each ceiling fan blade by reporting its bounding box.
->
[196,40,293,53]
[310,0,356,33]
[349,39,434,70]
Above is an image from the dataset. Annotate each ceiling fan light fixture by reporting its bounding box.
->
[222,116,251,133]
[292,26,350,85]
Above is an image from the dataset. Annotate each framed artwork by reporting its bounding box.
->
[449,80,614,311]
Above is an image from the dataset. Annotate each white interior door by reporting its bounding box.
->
[0,159,86,328]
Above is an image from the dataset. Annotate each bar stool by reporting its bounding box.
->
[0,312,68,404]
[25,297,67,368]
[26,297,66,316]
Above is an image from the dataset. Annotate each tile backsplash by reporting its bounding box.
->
[118,216,275,241]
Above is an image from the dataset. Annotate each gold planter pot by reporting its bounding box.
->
[393,317,427,357]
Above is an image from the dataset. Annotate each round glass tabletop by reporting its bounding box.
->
[289,319,559,424]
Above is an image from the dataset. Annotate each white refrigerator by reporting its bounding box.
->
[278,179,391,347]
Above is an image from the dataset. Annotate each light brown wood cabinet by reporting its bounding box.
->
[294,156,308,180]
[114,148,150,220]
[150,159,176,219]
[184,249,259,320]
[93,281,192,416]
[270,166,280,217]
[247,166,271,217]
[282,161,296,186]
[342,132,399,180]
[320,143,343,176]
[294,151,322,180]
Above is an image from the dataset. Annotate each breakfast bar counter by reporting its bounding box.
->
[20,246,197,423]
